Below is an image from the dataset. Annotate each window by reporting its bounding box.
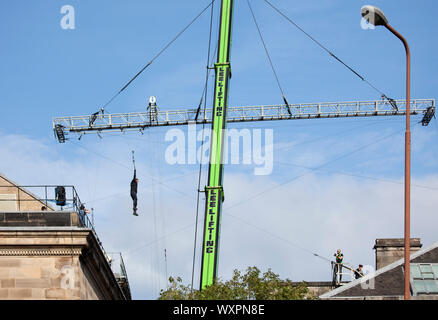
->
[410,263,438,295]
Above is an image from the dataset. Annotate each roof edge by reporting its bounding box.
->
[320,240,438,299]
[0,172,55,211]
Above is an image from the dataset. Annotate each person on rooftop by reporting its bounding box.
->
[355,264,364,279]
[334,249,344,283]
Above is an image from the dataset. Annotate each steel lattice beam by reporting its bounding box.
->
[53,99,435,143]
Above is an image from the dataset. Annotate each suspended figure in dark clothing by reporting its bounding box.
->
[131,169,139,216]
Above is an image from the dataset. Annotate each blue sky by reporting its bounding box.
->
[0,0,437,299]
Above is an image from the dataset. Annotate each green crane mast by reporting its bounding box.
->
[51,0,436,294]
[199,0,234,290]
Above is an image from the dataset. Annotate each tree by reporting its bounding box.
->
[158,266,315,300]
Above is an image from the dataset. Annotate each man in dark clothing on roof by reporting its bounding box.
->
[355,264,364,279]
[131,170,139,216]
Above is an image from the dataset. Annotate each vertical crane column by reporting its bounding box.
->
[200,0,234,290]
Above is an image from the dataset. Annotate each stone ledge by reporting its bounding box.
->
[0,229,90,247]
[374,238,422,249]
[0,248,82,256]
[0,212,82,228]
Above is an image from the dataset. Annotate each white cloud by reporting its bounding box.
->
[0,131,437,299]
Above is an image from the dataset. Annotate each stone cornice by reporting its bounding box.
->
[0,247,82,256]
[0,229,91,247]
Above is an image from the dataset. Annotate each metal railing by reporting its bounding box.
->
[332,262,363,286]
[107,252,132,300]
[0,184,82,211]
[0,184,97,228]
[52,99,435,142]
[0,184,106,263]
[0,184,131,297]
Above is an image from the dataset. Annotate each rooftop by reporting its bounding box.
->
[320,241,438,300]
[0,173,131,299]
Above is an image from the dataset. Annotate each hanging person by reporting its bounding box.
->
[130,151,139,216]
[131,169,139,216]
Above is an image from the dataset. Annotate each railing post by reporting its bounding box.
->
[17,187,20,211]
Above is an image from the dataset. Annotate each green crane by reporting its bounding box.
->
[199,0,234,290]
[52,0,435,292]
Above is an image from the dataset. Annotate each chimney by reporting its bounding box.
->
[373,238,422,270]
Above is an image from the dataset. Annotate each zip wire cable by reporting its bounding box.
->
[125,203,333,265]
[263,0,397,109]
[101,0,217,111]
[247,0,291,115]
[194,42,218,121]
[191,0,216,291]
[238,118,387,173]
[123,125,422,264]
[271,117,389,154]
[69,140,195,200]
[225,212,333,263]
[275,160,438,191]
[194,1,221,122]
[224,124,418,213]
[124,123,415,263]
[84,171,198,205]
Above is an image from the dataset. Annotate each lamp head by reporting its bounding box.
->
[361,5,388,27]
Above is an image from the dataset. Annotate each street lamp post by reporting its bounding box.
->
[361,5,411,300]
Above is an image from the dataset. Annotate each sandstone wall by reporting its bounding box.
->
[0,229,126,300]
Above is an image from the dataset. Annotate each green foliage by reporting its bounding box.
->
[158,266,315,300]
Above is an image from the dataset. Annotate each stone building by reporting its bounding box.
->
[0,173,131,300]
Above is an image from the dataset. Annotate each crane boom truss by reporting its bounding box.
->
[53,99,435,142]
